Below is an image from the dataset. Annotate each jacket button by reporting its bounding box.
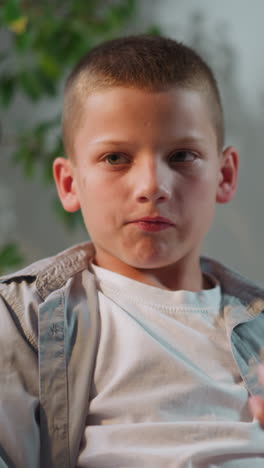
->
[49,322,64,339]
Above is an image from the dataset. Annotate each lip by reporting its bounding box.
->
[127,216,175,232]
[129,216,174,225]
[132,222,172,232]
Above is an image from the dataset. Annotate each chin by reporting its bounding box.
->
[125,253,175,270]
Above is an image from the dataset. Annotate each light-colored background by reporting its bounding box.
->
[1,0,264,283]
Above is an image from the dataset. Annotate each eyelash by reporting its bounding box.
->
[103,151,197,166]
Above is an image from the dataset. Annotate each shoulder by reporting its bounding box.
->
[0,241,94,284]
[0,241,95,292]
[0,241,95,348]
[201,255,264,315]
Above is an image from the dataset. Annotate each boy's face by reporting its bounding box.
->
[54,86,238,286]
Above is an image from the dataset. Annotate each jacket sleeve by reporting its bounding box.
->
[0,280,40,468]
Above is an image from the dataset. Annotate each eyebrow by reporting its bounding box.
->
[88,138,135,146]
[88,135,207,146]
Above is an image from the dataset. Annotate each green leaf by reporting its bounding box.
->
[96,0,136,33]
[146,25,162,36]
[38,53,60,79]
[111,0,136,21]
[0,75,16,107]
[19,70,43,100]
[13,139,38,177]
[36,69,57,96]
[2,0,21,24]
[35,115,61,136]
[0,242,24,274]
[15,28,33,51]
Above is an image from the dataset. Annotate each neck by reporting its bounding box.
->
[93,250,209,292]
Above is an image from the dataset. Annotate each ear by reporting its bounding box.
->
[216,146,239,204]
[52,157,81,212]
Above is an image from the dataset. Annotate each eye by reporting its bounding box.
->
[104,153,129,165]
[169,150,197,163]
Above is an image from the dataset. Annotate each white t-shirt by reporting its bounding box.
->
[76,263,264,467]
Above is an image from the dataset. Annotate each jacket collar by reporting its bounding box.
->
[2,240,264,317]
[36,242,96,300]
[35,243,264,317]
[201,256,264,318]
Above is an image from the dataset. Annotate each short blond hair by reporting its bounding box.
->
[62,34,224,161]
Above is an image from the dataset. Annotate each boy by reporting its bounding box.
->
[1,34,264,468]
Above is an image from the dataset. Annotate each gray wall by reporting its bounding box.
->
[1,0,264,284]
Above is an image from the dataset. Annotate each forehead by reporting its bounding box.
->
[73,86,217,155]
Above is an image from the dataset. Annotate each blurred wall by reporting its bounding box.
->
[1,0,264,284]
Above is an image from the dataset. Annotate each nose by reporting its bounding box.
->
[133,157,172,204]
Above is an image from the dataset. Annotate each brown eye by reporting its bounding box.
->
[105,153,129,165]
[169,151,196,162]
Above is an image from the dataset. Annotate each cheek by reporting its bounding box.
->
[195,166,218,195]
[79,175,117,226]
[180,172,218,215]
[79,172,107,204]
[196,180,216,200]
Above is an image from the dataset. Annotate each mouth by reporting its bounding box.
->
[127,216,174,232]
[129,216,174,225]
